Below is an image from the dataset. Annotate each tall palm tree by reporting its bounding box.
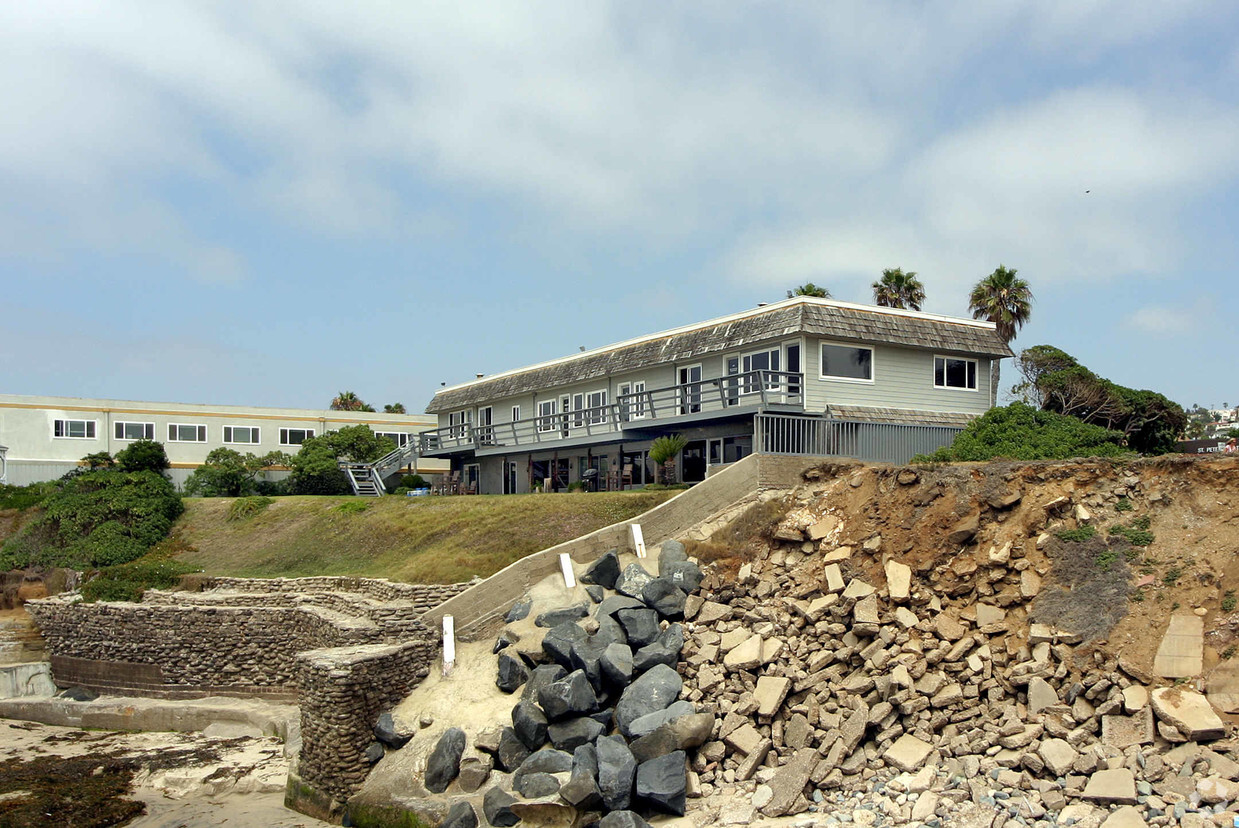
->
[330,391,366,412]
[384,403,407,414]
[786,282,831,299]
[872,267,926,310]
[968,265,1033,344]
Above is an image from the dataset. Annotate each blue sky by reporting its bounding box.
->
[2,2,1237,413]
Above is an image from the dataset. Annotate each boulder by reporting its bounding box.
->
[569,636,608,691]
[615,664,683,737]
[1081,768,1138,805]
[1151,687,1226,741]
[559,743,603,810]
[505,598,532,623]
[456,755,492,793]
[629,712,713,764]
[512,700,549,751]
[635,750,687,815]
[884,560,912,602]
[581,550,621,589]
[440,801,478,828]
[627,700,696,739]
[615,563,655,600]
[883,734,932,772]
[616,608,661,649]
[633,624,684,673]
[595,614,629,647]
[515,771,561,798]
[363,741,384,764]
[373,712,412,749]
[597,734,637,811]
[642,578,687,620]
[496,652,530,694]
[538,669,599,721]
[661,560,703,593]
[495,727,531,772]
[760,747,817,816]
[597,811,652,828]
[658,539,687,568]
[722,634,762,671]
[535,601,591,628]
[482,786,520,827]
[425,727,467,793]
[596,595,645,619]
[548,716,605,752]
[542,622,588,669]
[585,584,604,603]
[601,642,635,687]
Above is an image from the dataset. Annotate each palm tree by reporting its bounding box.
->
[384,403,407,414]
[968,265,1033,344]
[872,268,925,310]
[330,391,367,412]
[786,283,831,299]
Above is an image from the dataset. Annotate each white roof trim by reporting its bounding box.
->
[435,296,998,395]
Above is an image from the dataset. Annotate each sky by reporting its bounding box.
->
[2,1,1237,414]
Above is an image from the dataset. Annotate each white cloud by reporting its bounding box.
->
[1125,305,1200,335]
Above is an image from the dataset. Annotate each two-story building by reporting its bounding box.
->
[420,296,1012,494]
[0,394,448,489]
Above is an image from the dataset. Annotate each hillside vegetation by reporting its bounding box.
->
[164,491,676,584]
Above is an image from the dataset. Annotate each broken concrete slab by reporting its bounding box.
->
[1153,614,1204,678]
[1081,767,1137,805]
[1150,687,1226,741]
[883,734,933,772]
[884,560,911,602]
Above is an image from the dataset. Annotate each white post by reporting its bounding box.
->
[559,552,576,589]
[630,523,646,559]
[442,615,455,676]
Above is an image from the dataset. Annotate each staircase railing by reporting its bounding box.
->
[340,438,422,496]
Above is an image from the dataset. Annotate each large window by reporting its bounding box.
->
[224,425,261,444]
[279,427,315,446]
[586,390,608,425]
[168,423,208,442]
[537,400,557,433]
[742,348,781,394]
[448,410,471,439]
[619,382,646,420]
[935,356,978,390]
[820,343,874,382]
[53,419,96,439]
[374,431,410,447]
[114,421,154,441]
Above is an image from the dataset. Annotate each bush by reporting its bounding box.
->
[115,440,171,475]
[81,557,197,603]
[400,474,427,489]
[0,482,57,511]
[184,449,289,498]
[227,496,274,522]
[288,426,395,496]
[913,403,1129,463]
[0,470,183,570]
[1056,526,1097,543]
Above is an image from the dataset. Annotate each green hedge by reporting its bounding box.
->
[914,403,1129,463]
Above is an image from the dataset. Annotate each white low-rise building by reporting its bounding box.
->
[0,394,447,489]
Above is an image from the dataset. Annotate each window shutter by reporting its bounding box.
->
[224,427,233,442]
[169,424,176,440]
[198,425,207,442]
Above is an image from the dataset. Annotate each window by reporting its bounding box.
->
[279,427,314,446]
[223,426,261,444]
[114,421,154,441]
[537,400,557,433]
[53,419,96,439]
[168,423,207,442]
[511,405,521,423]
[448,410,471,439]
[619,382,646,420]
[586,390,608,425]
[572,394,585,429]
[820,343,874,382]
[935,356,978,390]
[374,432,410,447]
[742,348,781,393]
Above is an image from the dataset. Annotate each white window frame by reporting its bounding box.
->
[572,393,585,429]
[934,355,979,392]
[168,423,208,443]
[223,425,262,445]
[448,410,472,440]
[741,347,782,394]
[53,419,97,440]
[819,341,875,384]
[586,389,608,425]
[511,405,521,423]
[114,421,155,441]
[279,427,315,446]
[537,400,557,433]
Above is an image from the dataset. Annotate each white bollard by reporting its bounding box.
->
[630,523,646,558]
[442,615,455,676]
[560,552,576,589]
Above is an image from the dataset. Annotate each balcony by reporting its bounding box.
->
[420,370,804,456]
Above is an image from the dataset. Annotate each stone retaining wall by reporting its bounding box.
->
[294,641,437,808]
[195,576,468,610]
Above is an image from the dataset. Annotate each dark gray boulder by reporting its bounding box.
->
[373,711,412,749]
[497,652,530,694]
[594,614,628,647]
[596,734,637,811]
[493,631,516,654]
[615,608,660,649]
[59,686,98,702]
[537,669,598,721]
[514,747,574,778]
[541,622,588,669]
[511,700,549,751]
[363,741,385,764]
[629,712,714,764]
[514,771,561,798]
[627,700,696,739]
[505,597,532,623]
[614,664,682,738]
[424,727,467,793]
[600,642,634,687]
[521,664,568,702]
[535,601,591,628]
[585,584,605,603]
[632,624,684,673]
[597,811,652,828]
[580,549,621,589]
[483,786,520,827]
[635,750,687,815]
[496,727,531,772]
[658,539,687,568]
[569,636,608,691]
[441,800,479,828]
[661,559,703,593]
[559,744,603,810]
[547,715,605,752]
[614,563,655,600]
[641,578,686,620]
[595,595,644,619]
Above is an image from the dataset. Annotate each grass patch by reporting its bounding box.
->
[81,555,199,603]
[336,500,372,515]
[166,491,677,583]
[1224,591,1236,612]
[1031,534,1132,642]
[1056,526,1097,543]
[227,496,274,522]
[1164,567,1184,587]
[0,482,56,511]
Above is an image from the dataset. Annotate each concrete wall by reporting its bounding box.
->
[423,453,817,639]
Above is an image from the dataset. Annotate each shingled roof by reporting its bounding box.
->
[426,298,1013,413]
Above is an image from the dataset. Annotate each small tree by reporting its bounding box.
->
[786,283,831,299]
[872,267,926,310]
[184,448,289,497]
[648,434,687,485]
[287,426,396,495]
[115,440,171,476]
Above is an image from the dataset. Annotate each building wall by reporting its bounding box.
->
[0,394,448,486]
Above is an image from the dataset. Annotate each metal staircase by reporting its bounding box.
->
[341,439,422,497]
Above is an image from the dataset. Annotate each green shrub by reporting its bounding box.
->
[1163,567,1184,587]
[1115,498,1133,512]
[81,557,197,603]
[912,403,1129,463]
[1131,515,1152,531]
[1108,515,1154,547]
[227,496,274,522]
[1223,591,1237,613]
[115,440,171,475]
[400,474,427,489]
[1056,526,1097,542]
[0,470,183,570]
[0,482,57,511]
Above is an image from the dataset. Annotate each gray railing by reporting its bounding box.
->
[754,413,961,465]
[421,370,804,453]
